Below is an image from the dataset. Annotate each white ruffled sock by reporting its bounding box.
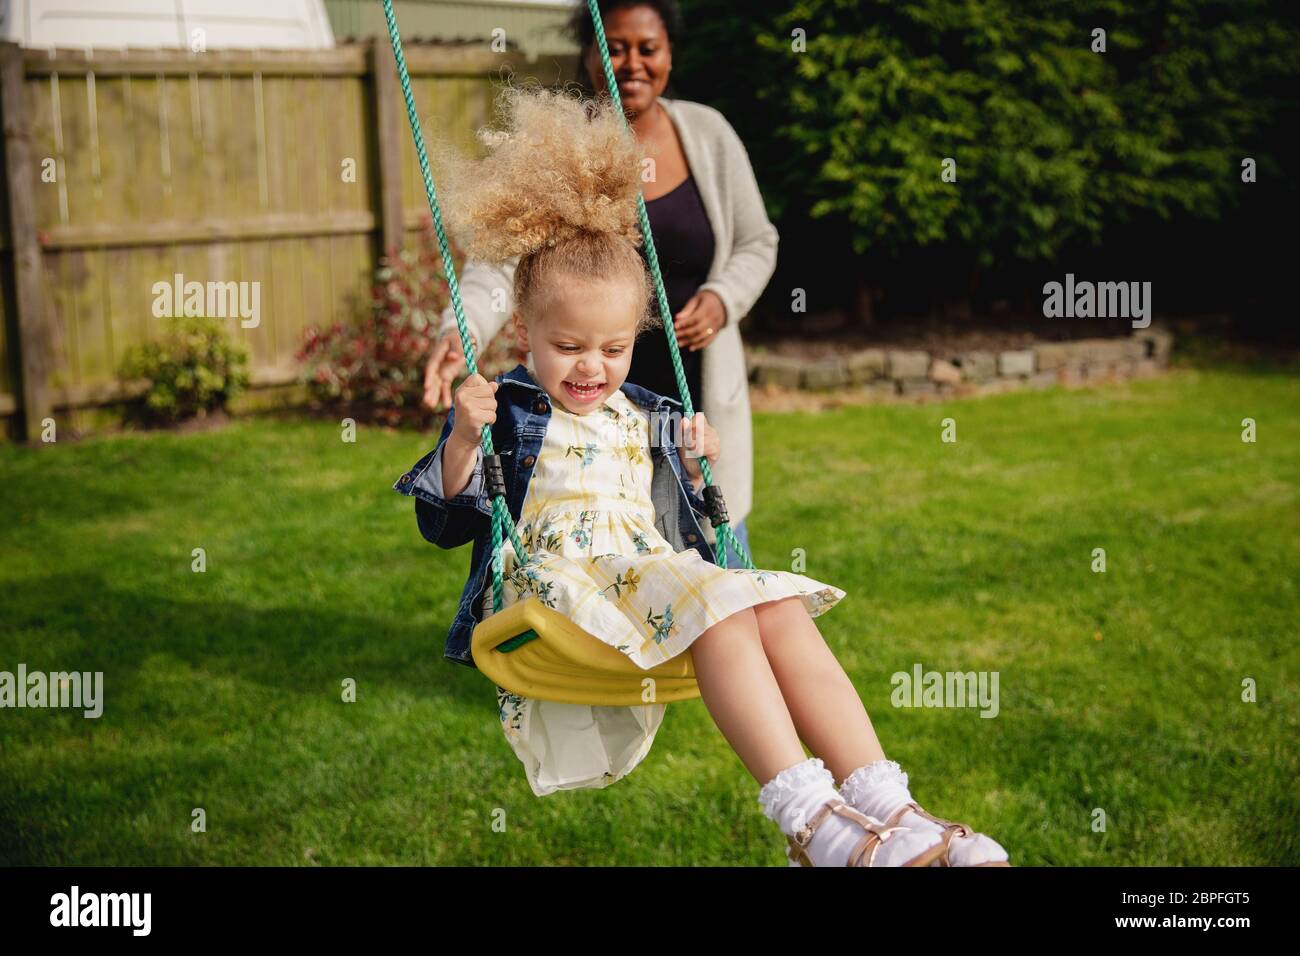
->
[758,757,943,867]
[838,758,1009,866]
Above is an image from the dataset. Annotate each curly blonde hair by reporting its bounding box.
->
[433,83,658,337]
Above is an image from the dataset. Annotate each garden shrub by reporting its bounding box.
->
[119,316,250,426]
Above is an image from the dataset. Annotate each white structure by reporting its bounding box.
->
[0,0,335,50]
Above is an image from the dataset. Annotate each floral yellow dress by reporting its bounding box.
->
[486,385,846,797]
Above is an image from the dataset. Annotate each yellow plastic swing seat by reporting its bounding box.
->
[470,597,701,706]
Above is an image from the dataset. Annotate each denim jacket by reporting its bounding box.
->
[392,363,717,668]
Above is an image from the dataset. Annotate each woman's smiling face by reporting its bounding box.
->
[515,277,643,415]
[583,4,672,115]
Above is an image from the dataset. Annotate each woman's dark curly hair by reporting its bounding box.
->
[563,0,685,100]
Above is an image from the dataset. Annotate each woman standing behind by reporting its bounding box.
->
[422,0,778,566]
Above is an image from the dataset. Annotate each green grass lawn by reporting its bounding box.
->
[1,367,1296,866]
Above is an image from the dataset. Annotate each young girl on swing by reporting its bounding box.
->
[406,85,1011,867]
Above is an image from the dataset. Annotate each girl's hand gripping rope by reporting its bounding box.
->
[680,412,720,493]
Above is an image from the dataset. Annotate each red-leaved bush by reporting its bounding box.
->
[297,218,524,428]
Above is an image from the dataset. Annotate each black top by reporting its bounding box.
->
[629,174,716,411]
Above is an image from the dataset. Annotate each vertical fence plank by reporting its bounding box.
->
[370,37,403,258]
[1,43,52,440]
[322,71,368,343]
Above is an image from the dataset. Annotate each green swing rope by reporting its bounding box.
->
[380,0,754,632]
[584,2,751,575]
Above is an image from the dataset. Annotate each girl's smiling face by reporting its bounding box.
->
[514,276,643,415]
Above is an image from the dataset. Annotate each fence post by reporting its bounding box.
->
[369,37,404,260]
[0,42,52,443]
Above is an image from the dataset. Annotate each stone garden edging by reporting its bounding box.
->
[745,325,1174,400]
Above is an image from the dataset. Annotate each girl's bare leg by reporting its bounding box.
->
[752,595,887,784]
[688,606,808,784]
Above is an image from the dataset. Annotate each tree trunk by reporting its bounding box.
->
[851,270,877,330]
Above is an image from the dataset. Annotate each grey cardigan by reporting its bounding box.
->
[435,96,779,536]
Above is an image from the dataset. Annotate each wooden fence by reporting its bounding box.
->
[0,39,576,441]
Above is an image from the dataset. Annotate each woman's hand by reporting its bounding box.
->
[672,290,728,352]
[423,328,475,412]
[679,412,720,489]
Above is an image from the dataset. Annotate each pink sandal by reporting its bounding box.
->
[898,801,1013,866]
[786,798,1012,867]
[786,798,948,867]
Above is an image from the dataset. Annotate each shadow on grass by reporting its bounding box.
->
[0,570,488,709]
